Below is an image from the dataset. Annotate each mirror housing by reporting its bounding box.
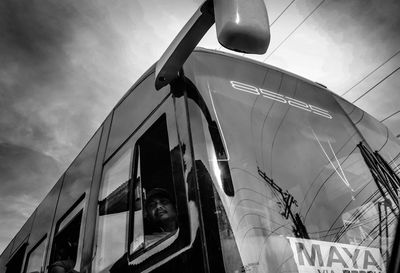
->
[155,0,271,90]
[214,0,270,54]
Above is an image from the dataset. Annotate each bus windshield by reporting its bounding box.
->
[185,50,400,273]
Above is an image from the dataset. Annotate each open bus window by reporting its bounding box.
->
[95,112,189,272]
[48,203,83,273]
[24,236,47,273]
[94,145,132,272]
[128,114,183,263]
[5,243,27,273]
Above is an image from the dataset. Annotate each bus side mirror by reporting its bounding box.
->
[155,0,271,90]
[214,0,270,54]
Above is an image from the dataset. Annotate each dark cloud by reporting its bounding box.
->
[0,144,60,196]
[0,143,61,252]
[0,0,143,164]
[0,0,87,163]
[0,0,74,61]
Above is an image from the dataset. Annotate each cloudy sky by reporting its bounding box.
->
[0,0,399,253]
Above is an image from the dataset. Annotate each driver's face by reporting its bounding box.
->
[147,197,176,223]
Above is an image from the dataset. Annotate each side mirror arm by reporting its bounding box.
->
[155,1,214,90]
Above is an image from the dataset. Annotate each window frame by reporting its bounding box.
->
[48,195,86,272]
[23,235,47,273]
[93,140,133,272]
[5,241,28,273]
[93,90,193,272]
[126,106,191,268]
[128,144,145,255]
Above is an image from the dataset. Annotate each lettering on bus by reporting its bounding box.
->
[288,237,385,273]
[230,81,333,119]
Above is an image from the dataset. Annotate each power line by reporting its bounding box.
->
[303,144,359,222]
[270,0,297,27]
[300,132,357,212]
[263,0,326,62]
[241,0,297,57]
[341,49,400,97]
[352,67,400,104]
[380,110,400,123]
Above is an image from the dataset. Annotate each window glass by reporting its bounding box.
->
[94,145,133,272]
[56,129,101,218]
[10,214,34,257]
[334,95,400,176]
[95,99,191,273]
[214,185,243,273]
[187,52,400,273]
[129,115,180,261]
[106,73,170,159]
[6,244,27,273]
[208,76,399,272]
[49,204,83,273]
[24,237,46,273]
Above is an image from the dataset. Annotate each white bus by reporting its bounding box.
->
[1,1,399,273]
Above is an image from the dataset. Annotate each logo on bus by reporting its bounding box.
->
[288,237,385,273]
[230,81,333,120]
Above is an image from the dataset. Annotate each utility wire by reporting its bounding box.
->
[242,0,297,57]
[263,0,326,62]
[300,132,357,212]
[380,110,400,123]
[352,67,400,104]
[388,152,400,165]
[341,49,400,97]
[269,0,296,27]
[303,145,358,222]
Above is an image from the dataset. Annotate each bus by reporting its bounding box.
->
[1,1,400,273]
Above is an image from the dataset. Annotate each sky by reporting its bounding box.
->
[0,0,399,254]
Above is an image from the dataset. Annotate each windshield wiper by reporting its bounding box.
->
[358,142,400,216]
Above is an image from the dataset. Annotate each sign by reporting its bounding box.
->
[230,81,333,119]
[288,237,385,273]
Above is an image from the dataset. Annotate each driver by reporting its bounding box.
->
[145,188,178,233]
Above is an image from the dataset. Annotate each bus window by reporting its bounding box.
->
[48,201,84,273]
[95,91,200,272]
[5,243,27,273]
[94,144,133,272]
[185,53,400,272]
[128,115,182,262]
[24,236,47,273]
